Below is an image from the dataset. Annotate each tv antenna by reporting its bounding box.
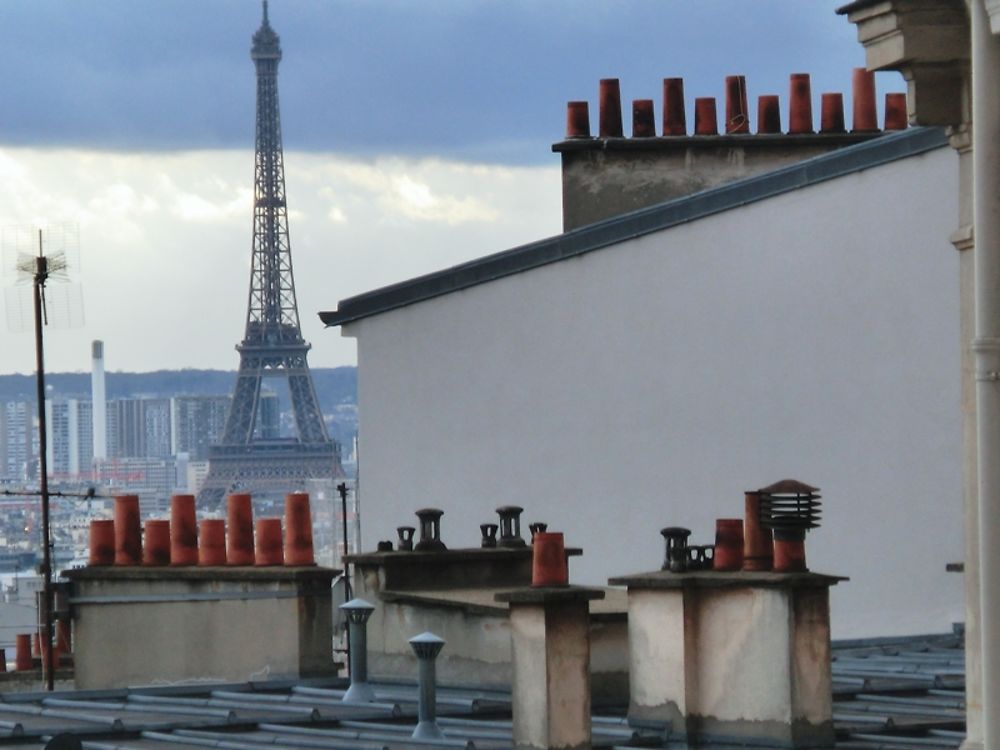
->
[2,224,83,692]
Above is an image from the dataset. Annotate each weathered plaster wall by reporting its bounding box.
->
[347,145,962,638]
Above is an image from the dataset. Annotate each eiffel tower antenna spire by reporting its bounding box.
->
[199,3,342,508]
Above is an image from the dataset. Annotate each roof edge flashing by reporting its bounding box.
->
[320,126,948,328]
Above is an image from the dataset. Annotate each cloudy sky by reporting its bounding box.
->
[0,1,902,374]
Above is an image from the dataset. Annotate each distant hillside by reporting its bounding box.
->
[0,367,357,413]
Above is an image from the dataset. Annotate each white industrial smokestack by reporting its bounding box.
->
[91,340,107,461]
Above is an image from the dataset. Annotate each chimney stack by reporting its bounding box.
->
[496,585,605,750]
[90,340,107,461]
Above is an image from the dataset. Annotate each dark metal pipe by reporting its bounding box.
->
[31,234,54,692]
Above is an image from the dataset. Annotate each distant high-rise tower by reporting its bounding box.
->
[91,340,107,461]
[198,1,342,507]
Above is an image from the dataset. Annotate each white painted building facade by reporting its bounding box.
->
[323,129,962,639]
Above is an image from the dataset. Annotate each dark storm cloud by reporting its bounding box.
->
[0,1,872,164]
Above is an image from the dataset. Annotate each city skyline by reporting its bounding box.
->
[0,1,903,373]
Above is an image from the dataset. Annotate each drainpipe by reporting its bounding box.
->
[972,2,1000,747]
[340,598,376,702]
[409,632,446,741]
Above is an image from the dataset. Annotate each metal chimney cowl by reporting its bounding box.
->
[409,631,446,741]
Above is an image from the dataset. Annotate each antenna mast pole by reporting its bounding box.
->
[32,229,54,692]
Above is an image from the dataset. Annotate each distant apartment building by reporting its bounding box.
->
[0,388,291,492]
[0,402,33,483]
[108,397,171,459]
[93,456,177,509]
[45,398,94,480]
[170,396,230,460]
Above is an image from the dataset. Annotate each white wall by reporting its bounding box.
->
[345,146,962,639]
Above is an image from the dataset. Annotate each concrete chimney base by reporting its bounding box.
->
[64,566,338,690]
[496,587,605,750]
[608,570,845,748]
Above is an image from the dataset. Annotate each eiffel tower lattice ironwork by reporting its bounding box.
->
[198,1,342,508]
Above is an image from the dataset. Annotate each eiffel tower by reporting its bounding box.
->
[198,1,342,508]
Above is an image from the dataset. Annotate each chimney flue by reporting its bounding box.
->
[757,95,782,134]
[851,68,878,132]
[255,518,284,565]
[170,494,198,566]
[142,520,171,566]
[88,520,115,566]
[632,99,656,137]
[662,78,687,136]
[694,97,719,135]
[114,495,142,566]
[884,92,908,130]
[725,75,750,134]
[284,493,316,565]
[820,93,846,133]
[598,79,623,137]
[410,632,447,741]
[198,519,227,566]
[496,505,525,548]
[15,634,31,672]
[341,598,377,703]
[788,73,814,134]
[227,493,255,566]
[565,101,591,139]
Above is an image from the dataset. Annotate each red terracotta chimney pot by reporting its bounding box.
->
[662,77,687,136]
[284,493,316,566]
[198,519,227,566]
[226,493,256,566]
[170,494,198,566]
[852,67,878,132]
[15,634,31,671]
[694,97,719,135]
[820,92,846,133]
[255,518,284,566]
[725,75,750,134]
[532,531,569,586]
[788,73,814,134]
[632,99,656,137]
[598,78,624,138]
[713,519,745,571]
[565,101,591,139]
[114,494,142,566]
[884,92,908,130]
[88,519,115,566]
[743,491,774,571]
[142,520,171,566]
[757,95,782,134]
[773,534,808,573]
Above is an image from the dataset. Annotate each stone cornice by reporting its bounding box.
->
[838,0,970,126]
